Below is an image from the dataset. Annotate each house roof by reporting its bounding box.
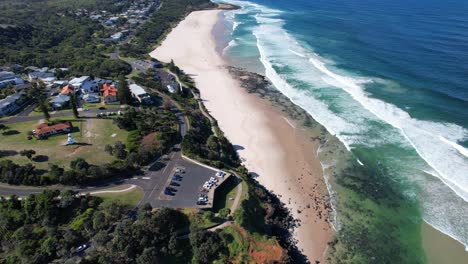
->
[28,71,54,79]
[36,121,72,136]
[101,83,118,97]
[60,84,74,95]
[0,93,21,109]
[50,94,70,104]
[69,76,90,85]
[129,84,146,96]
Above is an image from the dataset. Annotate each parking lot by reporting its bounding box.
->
[147,152,224,208]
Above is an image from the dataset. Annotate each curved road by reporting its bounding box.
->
[0,97,187,197]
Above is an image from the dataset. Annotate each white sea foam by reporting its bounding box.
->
[227,0,468,248]
[221,0,468,249]
[222,39,238,54]
[440,136,468,157]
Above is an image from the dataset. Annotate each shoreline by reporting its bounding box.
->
[150,9,333,262]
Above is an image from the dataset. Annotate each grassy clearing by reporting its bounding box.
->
[182,208,220,229]
[93,185,143,206]
[0,118,129,169]
[212,176,240,213]
[93,187,142,206]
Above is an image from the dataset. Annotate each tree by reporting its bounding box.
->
[218,208,231,219]
[104,144,114,155]
[70,93,79,118]
[20,149,36,160]
[113,141,127,159]
[70,158,89,173]
[189,229,227,263]
[39,100,50,121]
[117,76,132,105]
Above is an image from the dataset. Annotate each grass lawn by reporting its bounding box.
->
[0,118,129,169]
[94,185,143,206]
[212,176,241,213]
[81,102,105,110]
[182,208,220,229]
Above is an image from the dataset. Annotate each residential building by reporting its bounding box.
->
[129,84,151,103]
[50,94,70,109]
[0,93,22,117]
[80,80,99,94]
[35,121,72,139]
[28,71,55,82]
[111,32,123,42]
[0,71,25,88]
[101,83,119,104]
[69,76,91,89]
[82,93,100,103]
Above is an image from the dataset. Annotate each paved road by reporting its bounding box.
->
[16,103,36,117]
[0,94,212,208]
[1,107,122,125]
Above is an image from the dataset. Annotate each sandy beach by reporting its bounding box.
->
[150,10,332,262]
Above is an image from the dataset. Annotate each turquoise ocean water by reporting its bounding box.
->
[215,0,468,255]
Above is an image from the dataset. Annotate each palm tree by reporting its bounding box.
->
[70,93,79,118]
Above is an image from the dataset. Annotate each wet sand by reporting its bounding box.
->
[422,221,468,264]
[150,9,333,262]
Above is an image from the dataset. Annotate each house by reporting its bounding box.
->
[28,71,55,82]
[101,83,118,104]
[0,71,25,88]
[60,84,75,95]
[80,80,99,94]
[68,76,98,93]
[82,93,100,103]
[35,121,72,139]
[129,84,151,103]
[111,32,123,42]
[0,93,22,117]
[69,76,91,89]
[50,94,70,109]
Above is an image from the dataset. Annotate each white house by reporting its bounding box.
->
[69,76,91,88]
[69,76,98,93]
[82,93,100,103]
[129,84,151,103]
[28,71,55,82]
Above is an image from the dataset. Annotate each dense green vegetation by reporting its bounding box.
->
[0,0,131,77]
[121,0,216,57]
[0,190,229,263]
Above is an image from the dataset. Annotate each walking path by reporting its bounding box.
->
[166,70,219,136]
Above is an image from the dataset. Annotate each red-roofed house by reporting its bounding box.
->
[101,83,118,104]
[60,84,75,95]
[35,121,73,139]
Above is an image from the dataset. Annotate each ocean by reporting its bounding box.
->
[215,0,468,261]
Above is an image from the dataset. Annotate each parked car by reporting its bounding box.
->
[170,181,180,187]
[172,176,182,181]
[75,243,89,254]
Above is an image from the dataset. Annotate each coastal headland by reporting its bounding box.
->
[150,9,333,262]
